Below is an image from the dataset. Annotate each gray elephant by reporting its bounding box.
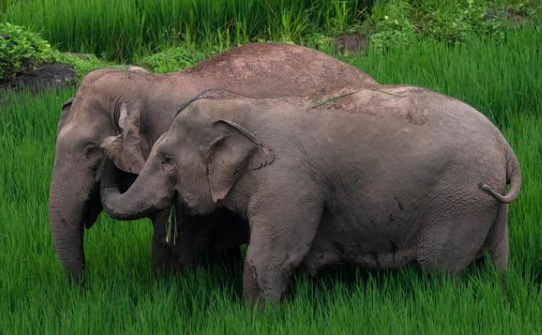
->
[101,86,520,303]
[49,43,378,279]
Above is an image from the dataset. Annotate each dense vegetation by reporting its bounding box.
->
[1,0,541,334]
[0,22,58,80]
[1,0,373,60]
[1,0,540,61]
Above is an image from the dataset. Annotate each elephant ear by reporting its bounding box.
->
[207,119,275,203]
[101,102,146,174]
[57,98,73,133]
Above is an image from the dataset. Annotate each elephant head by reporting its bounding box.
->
[101,97,274,222]
[49,69,153,279]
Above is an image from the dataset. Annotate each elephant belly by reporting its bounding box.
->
[303,213,419,275]
[303,239,417,275]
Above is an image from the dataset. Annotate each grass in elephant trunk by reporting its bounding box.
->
[1,26,541,334]
[166,204,178,246]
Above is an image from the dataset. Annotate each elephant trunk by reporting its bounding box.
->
[49,176,90,280]
[101,159,171,220]
[49,159,109,280]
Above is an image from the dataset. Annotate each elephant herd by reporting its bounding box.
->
[49,43,520,303]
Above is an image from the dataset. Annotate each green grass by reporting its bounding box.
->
[1,26,542,334]
[2,0,539,63]
[0,0,371,61]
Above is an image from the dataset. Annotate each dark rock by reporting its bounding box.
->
[335,33,369,55]
[484,9,527,26]
[128,65,149,74]
[1,63,76,91]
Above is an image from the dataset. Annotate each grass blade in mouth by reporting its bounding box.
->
[166,203,178,245]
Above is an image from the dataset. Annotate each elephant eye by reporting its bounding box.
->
[161,154,177,171]
[84,145,103,162]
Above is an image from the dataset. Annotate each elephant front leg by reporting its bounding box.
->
[242,197,323,304]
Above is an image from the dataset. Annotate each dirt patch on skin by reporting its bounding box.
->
[306,86,362,109]
[187,43,296,73]
[306,85,432,125]
[76,68,122,98]
[186,42,378,90]
[196,89,244,101]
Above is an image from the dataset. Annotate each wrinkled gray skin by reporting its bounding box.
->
[49,43,378,280]
[101,87,520,303]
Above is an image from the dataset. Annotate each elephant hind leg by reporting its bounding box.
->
[416,205,497,276]
[483,203,509,273]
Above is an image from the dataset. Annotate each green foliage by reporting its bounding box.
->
[325,1,352,34]
[1,26,542,334]
[0,0,372,62]
[416,0,507,44]
[365,0,537,51]
[57,53,121,78]
[369,1,417,52]
[0,23,57,80]
[136,45,208,73]
[266,5,311,43]
[322,0,369,35]
[1,0,537,61]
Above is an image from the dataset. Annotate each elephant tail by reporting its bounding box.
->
[480,144,521,204]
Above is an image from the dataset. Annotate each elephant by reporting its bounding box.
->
[100,86,521,303]
[49,42,378,280]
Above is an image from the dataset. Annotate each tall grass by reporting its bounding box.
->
[1,27,541,334]
[1,0,371,61]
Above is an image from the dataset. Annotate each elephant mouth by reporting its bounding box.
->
[154,193,174,211]
[175,191,203,215]
[83,185,103,229]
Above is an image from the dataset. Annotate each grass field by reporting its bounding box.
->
[1,0,371,60]
[3,0,536,62]
[1,26,542,334]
